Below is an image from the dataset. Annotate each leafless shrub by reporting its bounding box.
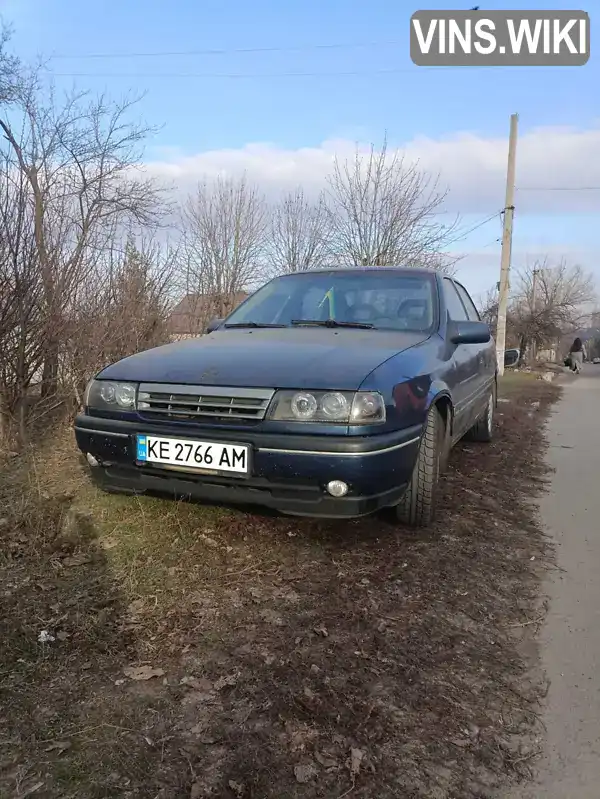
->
[62,235,176,404]
[0,47,168,446]
[0,79,167,404]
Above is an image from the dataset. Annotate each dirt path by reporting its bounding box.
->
[508,366,600,798]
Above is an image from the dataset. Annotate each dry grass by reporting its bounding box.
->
[0,379,561,799]
[498,370,540,395]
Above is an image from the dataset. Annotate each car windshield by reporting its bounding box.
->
[223,270,437,332]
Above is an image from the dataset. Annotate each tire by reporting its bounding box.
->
[467,382,496,443]
[438,406,452,474]
[395,405,444,528]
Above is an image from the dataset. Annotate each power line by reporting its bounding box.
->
[449,242,501,260]
[480,236,502,249]
[463,237,502,255]
[45,65,534,80]
[49,41,403,59]
[517,186,600,191]
[47,66,488,79]
[444,212,502,247]
[452,238,502,259]
[48,67,436,79]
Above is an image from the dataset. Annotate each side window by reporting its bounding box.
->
[442,278,469,321]
[454,281,481,322]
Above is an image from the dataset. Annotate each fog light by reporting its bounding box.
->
[326,480,348,497]
[86,453,99,467]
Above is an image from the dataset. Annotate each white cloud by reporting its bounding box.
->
[145,124,600,215]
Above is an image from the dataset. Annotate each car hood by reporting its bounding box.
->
[97,328,430,390]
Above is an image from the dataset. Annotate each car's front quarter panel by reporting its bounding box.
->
[357,335,457,434]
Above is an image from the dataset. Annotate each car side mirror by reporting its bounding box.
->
[205,317,223,334]
[449,320,492,345]
[504,348,520,367]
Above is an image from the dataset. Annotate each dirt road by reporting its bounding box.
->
[509,366,600,797]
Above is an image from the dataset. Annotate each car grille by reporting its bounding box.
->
[137,383,275,422]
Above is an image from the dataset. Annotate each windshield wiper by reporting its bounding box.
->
[224,322,287,329]
[291,318,374,329]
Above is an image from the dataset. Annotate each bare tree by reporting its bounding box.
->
[180,174,267,330]
[0,151,44,443]
[478,286,500,332]
[268,187,331,275]
[324,136,458,269]
[0,23,21,103]
[488,258,596,363]
[0,80,166,399]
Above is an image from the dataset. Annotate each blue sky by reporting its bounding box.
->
[2,0,598,300]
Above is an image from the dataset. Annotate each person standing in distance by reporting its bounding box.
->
[569,337,585,373]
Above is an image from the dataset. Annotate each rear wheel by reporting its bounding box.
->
[395,405,444,528]
[467,382,496,443]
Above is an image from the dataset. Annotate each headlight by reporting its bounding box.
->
[268,390,385,424]
[85,379,138,411]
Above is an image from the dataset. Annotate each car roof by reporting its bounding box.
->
[282,266,440,278]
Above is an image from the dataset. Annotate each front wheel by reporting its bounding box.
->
[395,405,444,528]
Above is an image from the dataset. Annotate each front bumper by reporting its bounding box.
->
[74,414,422,519]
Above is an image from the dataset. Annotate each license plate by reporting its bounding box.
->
[136,435,250,475]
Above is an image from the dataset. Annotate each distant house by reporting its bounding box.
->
[536,347,558,363]
[168,291,249,340]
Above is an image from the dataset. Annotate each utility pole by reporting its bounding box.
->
[531,267,539,309]
[495,113,519,377]
[531,266,539,363]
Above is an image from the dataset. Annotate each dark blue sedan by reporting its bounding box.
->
[74,267,497,527]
